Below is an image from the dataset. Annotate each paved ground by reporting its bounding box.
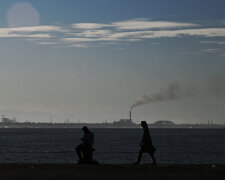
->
[0,164,224,180]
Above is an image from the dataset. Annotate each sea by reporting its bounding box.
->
[0,128,225,164]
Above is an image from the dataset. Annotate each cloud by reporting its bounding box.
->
[180,51,203,56]
[37,41,58,45]
[112,19,196,30]
[202,48,221,53]
[60,37,100,43]
[0,25,65,34]
[201,48,225,57]
[7,25,65,32]
[72,19,196,30]
[0,25,65,38]
[72,23,111,29]
[76,30,111,37]
[1,18,225,48]
[68,44,90,48]
[60,28,225,45]
[200,41,225,45]
[141,28,225,38]
[149,42,160,45]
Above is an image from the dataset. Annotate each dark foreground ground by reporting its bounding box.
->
[0,164,224,180]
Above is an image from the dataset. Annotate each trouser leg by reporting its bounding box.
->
[150,153,157,165]
[76,144,83,160]
[136,150,143,164]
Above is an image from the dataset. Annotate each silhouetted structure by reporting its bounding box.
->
[134,121,157,165]
[112,119,136,127]
[1,116,224,128]
[75,126,98,164]
[1,115,16,124]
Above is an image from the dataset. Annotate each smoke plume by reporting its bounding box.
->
[131,83,193,110]
[207,75,225,96]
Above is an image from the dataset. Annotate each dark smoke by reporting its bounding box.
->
[207,75,225,96]
[131,83,193,110]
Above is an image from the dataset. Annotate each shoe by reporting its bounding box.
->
[151,162,157,166]
[77,158,83,164]
[133,162,139,165]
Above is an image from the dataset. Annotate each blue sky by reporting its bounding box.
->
[0,0,225,123]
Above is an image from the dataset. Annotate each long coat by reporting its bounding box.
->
[141,129,156,153]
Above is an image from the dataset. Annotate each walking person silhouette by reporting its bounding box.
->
[134,121,157,165]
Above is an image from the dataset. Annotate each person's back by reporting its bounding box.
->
[76,126,95,164]
[81,130,94,147]
[142,129,152,146]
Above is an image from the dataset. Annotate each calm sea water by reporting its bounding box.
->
[0,128,225,164]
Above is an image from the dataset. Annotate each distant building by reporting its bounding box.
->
[113,119,132,124]
[113,119,137,127]
[150,120,176,128]
[1,115,17,124]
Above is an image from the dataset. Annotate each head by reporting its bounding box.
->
[82,126,89,134]
[141,121,148,129]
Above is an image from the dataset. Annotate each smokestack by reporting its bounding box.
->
[130,109,132,121]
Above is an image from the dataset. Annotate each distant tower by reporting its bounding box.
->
[129,110,132,121]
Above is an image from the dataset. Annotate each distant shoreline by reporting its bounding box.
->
[1,122,225,129]
[2,117,225,128]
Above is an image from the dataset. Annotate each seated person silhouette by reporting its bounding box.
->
[76,126,95,164]
[134,121,157,166]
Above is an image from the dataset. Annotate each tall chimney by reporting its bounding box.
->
[130,110,132,121]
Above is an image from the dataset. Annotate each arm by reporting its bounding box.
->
[139,134,144,146]
[81,135,86,142]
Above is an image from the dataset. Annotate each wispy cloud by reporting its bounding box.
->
[141,28,225,38]
[73,19,196,30]
[72,23,111,29]
[60,37,104,43]
[202,48,225,57]
[37,41,58,45]
[76,30,111,37]
[0,25,65,32]
[112,19,196,30]
[202,48,221,53]
[1,19,225,48]
[61,28,225,44]
[0,25,65,38]
[179,51,203,56]
[149,42,160,45]
[200,41,225,45]
[68,43,90,48]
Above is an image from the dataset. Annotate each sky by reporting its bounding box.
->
[0,0,225,124]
